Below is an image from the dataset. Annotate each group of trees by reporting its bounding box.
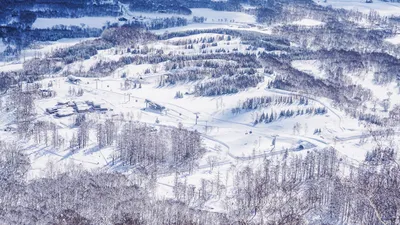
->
[3,134,400,224]
[1,26,103,61]
[226,143,400,224]
[252,107,327,125]
[115,122,205,172]
[125,0,192,15]
[130,16,189,30]
[0,145,227,224]
[233,95,310,113]
[0,0,120,20]
[50,116,206,173]
[194,73,264,96]
[84,51,260,77]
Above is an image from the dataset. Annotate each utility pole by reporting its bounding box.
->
[194,112,200,125]
[271,135,277,151]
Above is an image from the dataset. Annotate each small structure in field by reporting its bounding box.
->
[39,88,56,98]
[67,75,81,84]
[46,107,58,114]
[56,108,75,117]
[74,101,91,113]
[145,99,165,112]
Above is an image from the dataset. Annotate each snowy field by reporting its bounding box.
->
[33,17,118,29]
[291,19,325,26]
[385,34,400,45]
[0,63,23,72]
[32,8,256,29]
[315,0,400,16]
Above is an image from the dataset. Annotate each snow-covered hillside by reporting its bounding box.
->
[1,0,400,224]
[315,0,400,16]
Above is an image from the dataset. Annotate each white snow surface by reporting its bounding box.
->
[33,17,118,29]
[291,19,325,26]
[3,8,399,213]
[315,0,400,16]
[32,8,256,30]
[385,34,400,45]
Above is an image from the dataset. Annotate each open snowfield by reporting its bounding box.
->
[32,8,256,29]
[130,8,256,24]
[385,34,400,45]
[315,0,400,16]
[291,18,325,26]
[0,63,23,72]
[33,17,118,29]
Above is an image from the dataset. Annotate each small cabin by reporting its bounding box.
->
[46,107,58,114]
[74,102,91,113]
[39,88,55,98]
[92,102,108,112]
[56,108,75,117]
[145,99,165,112]
[67,75,81,84]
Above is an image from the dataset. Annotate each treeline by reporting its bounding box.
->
[2,137,400,224]
[229,142,400,224]
[0,0,120,19]
[0,72,17,93]
[125,0,192,15]
[162,64,254,85]
[20,28,154,76]
[252,107,327,125]
[115,122,205,171]
[131,17,188,30]
[0,26,102,60]
[30,115,206,173]
[85,52,260,77]
[194,73,264,96]
[232,95,310,113]
[158,28,291,53]
[0,141,227,224]
[260,53,373,116]
[122,0,245,15]
[167,35,225,46]
[158,28,290,47]
[313,50,400,86]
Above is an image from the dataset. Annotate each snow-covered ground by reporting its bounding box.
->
[3,32,378,180]
[3,6,398,213]
[130,8,256,24]
[0,42,6,53]
[385,34,400,45]
[291,19,325,26]
[20,38,95,63]
[291,60,325,79]
[0,63,23,72]
[315,0,400,16]
[32,8,256,29]
[33,17,118,29]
